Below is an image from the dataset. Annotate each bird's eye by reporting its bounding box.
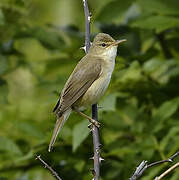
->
[101,43,106,47]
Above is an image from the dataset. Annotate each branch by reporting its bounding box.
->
[35,155,62,180]
[91,104,102,180]
[130,151,179,180]
[154,162,179,180]
[82,1,101,180]
[83,0,91,53]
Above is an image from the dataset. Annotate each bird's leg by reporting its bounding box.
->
[78,111,101,128]
[73,108,100,128]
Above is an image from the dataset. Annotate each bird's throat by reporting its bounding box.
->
[102,46,117,62]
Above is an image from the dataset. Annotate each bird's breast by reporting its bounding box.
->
[75,57,115,109]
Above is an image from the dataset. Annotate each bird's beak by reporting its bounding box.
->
[112,39,126,46]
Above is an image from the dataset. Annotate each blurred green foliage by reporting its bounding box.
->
[0,0,179,179]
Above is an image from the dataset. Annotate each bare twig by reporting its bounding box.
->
[154,162,179,180]
[35,155,62,180]
[130,151,179,180]
[82,0,101,180]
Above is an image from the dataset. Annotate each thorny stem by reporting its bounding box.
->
[92,104,101,180]
[82,0,101,180]
[83,0,91,53]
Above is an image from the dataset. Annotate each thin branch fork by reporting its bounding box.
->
[82,0,101,180]
[130,151,179,180]
[35,155,62,180]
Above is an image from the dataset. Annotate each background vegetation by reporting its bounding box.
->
[0,0,179,179]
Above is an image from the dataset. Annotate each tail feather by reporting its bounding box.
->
[48,108,71,152]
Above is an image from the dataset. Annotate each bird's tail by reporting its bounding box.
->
[48,108,71,152]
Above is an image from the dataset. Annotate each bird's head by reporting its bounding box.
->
[89,33,126,58]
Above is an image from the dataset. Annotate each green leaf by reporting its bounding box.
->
[31,27,65,49]
[0,136,22,155]
[137,0,179,16]
[14,38,51,62]
[96,0,133,23]
[143,58,179,84]
[154,98,179,121]
[72,120,90,152]
[4,67,36,103]
[102,111,125,130]
[17,122,44,139]
[118,61,143,82]
[100,93,117,111]
[15,150,34,163]
[152,97,179,132]
[131,15,179,33]
[160,127,179,151]
[143,58,163,74]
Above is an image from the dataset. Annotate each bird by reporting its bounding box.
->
[48,33,126,152]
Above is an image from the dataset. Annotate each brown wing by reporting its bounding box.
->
[54,55,101,116]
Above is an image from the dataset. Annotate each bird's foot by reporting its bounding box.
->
[73,108,100,128]
[88,119,100,129]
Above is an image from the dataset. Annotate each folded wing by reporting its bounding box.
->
[54,56,102,116]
